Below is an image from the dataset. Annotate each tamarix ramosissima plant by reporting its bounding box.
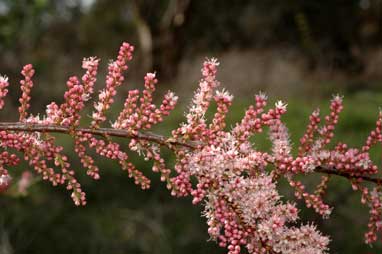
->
[0,42,382,254]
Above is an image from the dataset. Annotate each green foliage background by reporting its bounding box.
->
[1,0,382,253]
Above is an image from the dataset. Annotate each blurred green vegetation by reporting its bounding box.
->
[1,0,382,88]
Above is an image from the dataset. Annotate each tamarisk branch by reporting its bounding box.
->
[1,42,382,253]
[0,122,380,185]
[0,122,198,149]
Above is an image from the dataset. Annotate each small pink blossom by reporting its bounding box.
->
[0,173,11,192]
[0,75,9,109]
[17,171,33,194]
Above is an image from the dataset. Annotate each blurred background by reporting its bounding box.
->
[0,0,382,253]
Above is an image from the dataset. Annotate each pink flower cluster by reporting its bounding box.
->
[112,72,178,133]
[0,42,382,253]
[91,42,133,128]
[0,130,86,205]
[19,64,35,121]
[166,55,382,252]
[165,59,331,253]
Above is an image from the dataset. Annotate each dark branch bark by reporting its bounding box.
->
[0,122,380,185]
[315,166,382,185]
[0,122,198,149]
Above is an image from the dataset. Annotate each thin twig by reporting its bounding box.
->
[315,166,382,185]
[0,122,198,149]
